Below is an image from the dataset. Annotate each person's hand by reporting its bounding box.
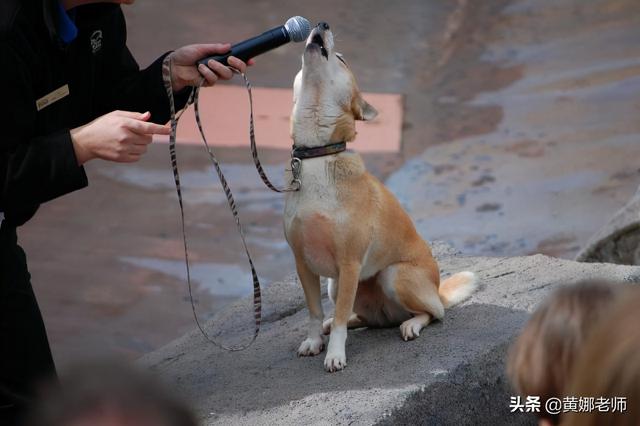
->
[168,43,253,92]
[70,110,170,165]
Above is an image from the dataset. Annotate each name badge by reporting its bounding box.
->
[36,84,70,111]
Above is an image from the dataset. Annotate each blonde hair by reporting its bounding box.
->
[507,280,620,424]
[561,287,640,426]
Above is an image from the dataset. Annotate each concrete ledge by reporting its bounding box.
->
[577,186,640,265]
[139,246,640,425]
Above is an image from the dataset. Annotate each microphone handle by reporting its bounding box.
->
[197,26,290,67]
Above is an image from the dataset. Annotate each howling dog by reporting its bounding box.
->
[284,22,477,372]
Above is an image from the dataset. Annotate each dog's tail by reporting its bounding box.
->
[439,271,478,308]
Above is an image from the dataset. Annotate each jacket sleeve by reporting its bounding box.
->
[0,41,88,225]
[93,7,191,124]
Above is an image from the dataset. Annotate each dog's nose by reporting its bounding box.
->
[318,22,330,31]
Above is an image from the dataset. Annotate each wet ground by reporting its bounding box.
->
[19,0,640,365]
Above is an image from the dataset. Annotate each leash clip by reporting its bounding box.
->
[289,157,302,191]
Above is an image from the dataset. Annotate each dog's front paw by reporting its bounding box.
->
[297,336,325,356]
[324,350,347,372]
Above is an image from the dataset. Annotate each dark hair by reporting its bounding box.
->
[26,361,198,426]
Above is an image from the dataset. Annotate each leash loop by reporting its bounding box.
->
[233,69,301,192]
[162,55,272,351]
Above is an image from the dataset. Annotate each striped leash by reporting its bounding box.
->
[161,55,300,351]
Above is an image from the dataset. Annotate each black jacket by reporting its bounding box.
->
[0,0,189,227]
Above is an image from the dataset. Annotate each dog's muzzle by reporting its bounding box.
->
[306,22,330,59]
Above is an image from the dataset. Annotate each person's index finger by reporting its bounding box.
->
[140,121,171,135]
[125,118,171,135]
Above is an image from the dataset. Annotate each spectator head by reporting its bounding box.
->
[507,280,621,425]
[26,361,197,426]
[561,287,640,426]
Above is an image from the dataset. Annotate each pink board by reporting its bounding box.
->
[155,85,402,153]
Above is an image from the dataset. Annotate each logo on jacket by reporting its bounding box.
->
[90,30,103,54]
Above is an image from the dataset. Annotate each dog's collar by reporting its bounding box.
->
[291,141,346,160]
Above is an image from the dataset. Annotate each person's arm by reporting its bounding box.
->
[0,41,170,226]
[93,7,248,124]
[0,41,88,224]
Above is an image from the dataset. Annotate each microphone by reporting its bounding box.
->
[197,16,312,67]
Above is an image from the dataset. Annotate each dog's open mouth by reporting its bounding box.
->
[308,33,329,59]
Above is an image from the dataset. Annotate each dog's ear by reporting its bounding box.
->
[354,97,378,121]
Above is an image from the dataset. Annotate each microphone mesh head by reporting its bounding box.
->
[284,16,311,42]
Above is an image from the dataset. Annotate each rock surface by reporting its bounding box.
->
[139,245,640,425]
[577,186,640,265]
[385,0,640,259]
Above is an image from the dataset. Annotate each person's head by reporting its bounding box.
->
[507,280,622,426]
[561,287,640,426]
[26,361,197,426]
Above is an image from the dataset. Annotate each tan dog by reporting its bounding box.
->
[284,22,477,372]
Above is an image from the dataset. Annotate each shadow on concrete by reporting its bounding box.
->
[378,341,536,426]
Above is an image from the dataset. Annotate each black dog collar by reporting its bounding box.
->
[292,141,346,159]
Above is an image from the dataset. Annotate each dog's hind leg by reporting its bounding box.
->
[380,262,444,341]
[295,257,325,357]
[322,278,368,334]
[399,313,433,341]
[323,313,367,334]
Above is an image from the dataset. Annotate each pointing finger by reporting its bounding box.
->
[124,119,171,136]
